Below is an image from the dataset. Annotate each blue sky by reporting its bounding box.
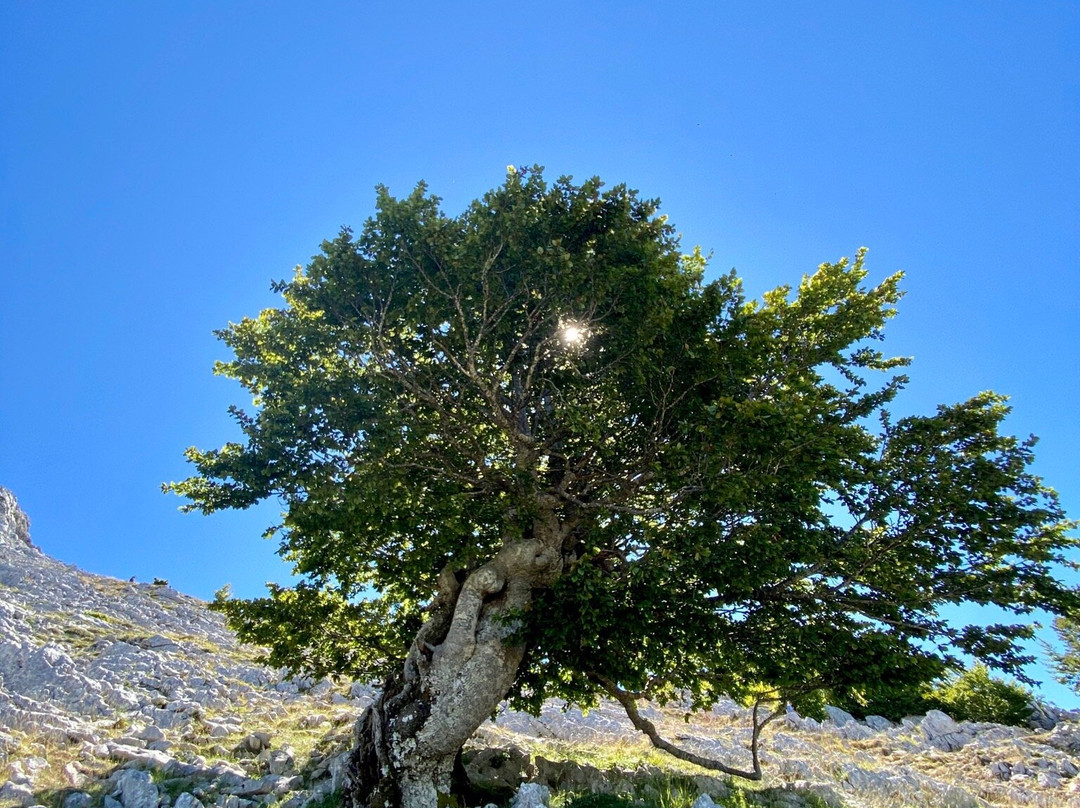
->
[2,2,1078,705]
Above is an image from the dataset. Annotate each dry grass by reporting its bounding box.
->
[1,726,113,804]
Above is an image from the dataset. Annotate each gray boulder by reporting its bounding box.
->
[921,709,973,752]
[0,781,36,808]
[265,746,296,776]
[61,793,92,808]
[136,725,167,743]
[465,745,535,791]
[113,770,159,808]
[248,774,301,796]
[823,705,856,727]
[234,732,272,756]
[510,783,550,808]
[1046,722,1080,754]
[864,715,894,731]
[1028,701,1058,730]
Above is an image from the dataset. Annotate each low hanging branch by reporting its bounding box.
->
[591,674,782,781]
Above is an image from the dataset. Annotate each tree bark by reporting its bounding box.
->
[341,536,564,808]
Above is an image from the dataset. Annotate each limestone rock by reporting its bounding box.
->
[1040,771,1063,788]
[0,780,36,807]
[531,757,610,794]
[823,705,855,727]
[939,784,981,808]
[136,725,166,743]
[263,746,296,776]
[63,761,89,787]
[234,732,272,756]
[1029,701,1058,730]
[792,781,843,807]
[106,742,175,770]
[921,709,974,752]
[61,792,92,808]
[1047,722,1080,754]
[277,793,308,808]
[466,745,535,791]
[227,774,304,797]
[510,783,550,808]
[328,751,352,792]
[835,722,873,741]
[0,487,33,548]
[864,715,894,731]
[113,770,159,808]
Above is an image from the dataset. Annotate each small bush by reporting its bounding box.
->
[926,664,1032,726]
[825,683,932,723]
[821,663,1033,725]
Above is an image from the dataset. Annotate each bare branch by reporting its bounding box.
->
[591,674,780,781]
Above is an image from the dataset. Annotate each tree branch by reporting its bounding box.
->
[591,674,779,781]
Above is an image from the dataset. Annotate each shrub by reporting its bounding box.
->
[823,663,1033,725]
[824,682,932,723]
[926,664,1032,726]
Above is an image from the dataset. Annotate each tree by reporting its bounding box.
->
[168,168,1078,808]
[1048,615,1080,693]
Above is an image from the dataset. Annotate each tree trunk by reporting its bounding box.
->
[341,535,564,808]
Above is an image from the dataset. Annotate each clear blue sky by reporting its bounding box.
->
[2,2,1078,705]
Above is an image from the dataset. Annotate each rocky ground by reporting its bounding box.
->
[3,485,1080,808]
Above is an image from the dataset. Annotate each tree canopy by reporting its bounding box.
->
[170,167,1077,760]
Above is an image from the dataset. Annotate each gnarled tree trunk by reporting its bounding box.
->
[341,533,564,808]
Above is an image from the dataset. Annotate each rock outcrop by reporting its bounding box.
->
[2,485,1080,808]
[0,487,32,549]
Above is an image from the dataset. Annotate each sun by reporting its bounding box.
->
[559,322,588,346]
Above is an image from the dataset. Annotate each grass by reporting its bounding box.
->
[630,774,707,808]
[520,735,698,776]
[0,727,112,808]
[550,774,839,808]
[20,606,144,654]
[471,719,855,808]
[150,771,202,801]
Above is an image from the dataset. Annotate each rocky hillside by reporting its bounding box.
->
[3,486,1080,808]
